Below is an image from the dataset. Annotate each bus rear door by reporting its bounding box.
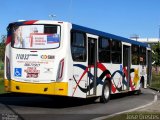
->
[123,44,131,91]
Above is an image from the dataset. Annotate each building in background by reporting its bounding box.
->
[131,37,160,75]
[131,38,159,44]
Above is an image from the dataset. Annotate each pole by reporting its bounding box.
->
[159,25,160,41]
[158,25,160,74]
[158,25,160,62]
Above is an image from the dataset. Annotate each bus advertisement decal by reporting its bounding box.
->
[47,34,60,44]
[24,67,40,78]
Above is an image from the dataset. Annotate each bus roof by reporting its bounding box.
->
[7,20,149,48]
[72,24,149,48]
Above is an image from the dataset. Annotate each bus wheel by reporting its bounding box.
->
[100,80,111,103]
[134,89,141,95]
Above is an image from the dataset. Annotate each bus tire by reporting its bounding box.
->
[100,80,111,103]
[134,89,141,95]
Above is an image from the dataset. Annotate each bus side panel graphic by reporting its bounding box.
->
[72,63,140,95]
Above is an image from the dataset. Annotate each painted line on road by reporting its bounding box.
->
[92,92,158,120]
[2,103,25,120]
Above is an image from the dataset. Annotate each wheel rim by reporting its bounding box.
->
[104,85,110,100]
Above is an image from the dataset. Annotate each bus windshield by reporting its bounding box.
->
[11,25,61,49]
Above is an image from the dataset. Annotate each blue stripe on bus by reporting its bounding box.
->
[72,24,149,48]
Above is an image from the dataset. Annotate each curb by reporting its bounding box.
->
[92,91,158,120]
[148,86,160,92]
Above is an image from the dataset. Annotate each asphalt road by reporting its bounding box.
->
[0,89,155,120]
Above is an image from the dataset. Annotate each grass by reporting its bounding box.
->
[0,78,5,94]
[151,73,160,90]
[0,60,4,94]
[0,60,4,78]
[0,70,4,78]
[104,112,160,120]
[0,60,4,69]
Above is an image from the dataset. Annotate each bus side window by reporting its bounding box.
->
[98,37,111,63]
[111,40,122,64]
[139,47,146,65]
[132,45,139,65]
[71,31,86,62]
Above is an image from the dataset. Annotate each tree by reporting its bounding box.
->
[151,42,160,66]
[151,42,160,75]
[0,35,6,62]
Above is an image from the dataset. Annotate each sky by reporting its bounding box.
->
[0,0,160,41]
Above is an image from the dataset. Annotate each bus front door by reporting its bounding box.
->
[87,37,97,96]
[123,45,131,91]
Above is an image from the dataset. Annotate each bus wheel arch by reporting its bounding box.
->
[100,78,111,103]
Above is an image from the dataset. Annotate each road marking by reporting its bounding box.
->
[92,92,158,120]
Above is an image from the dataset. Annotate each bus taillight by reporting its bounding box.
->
[56,59,64,81]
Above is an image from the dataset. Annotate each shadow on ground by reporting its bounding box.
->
[0,91,141,109]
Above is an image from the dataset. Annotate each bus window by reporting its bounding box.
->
[44,25,59,34]
[139,47,146,65]
[111,40,122,64]
[12,25,61,49]
[71,31,86,62]
[132,45,139,65]
[98,37,111,63]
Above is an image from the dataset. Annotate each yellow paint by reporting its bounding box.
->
[4,79,10,91]
[5,80,68,96]
[133,69,140,86]
[54,82,68,95]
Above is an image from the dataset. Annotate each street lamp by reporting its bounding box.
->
[156,25,160,75]
[49,14,56,20]
[159,25,160,40]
